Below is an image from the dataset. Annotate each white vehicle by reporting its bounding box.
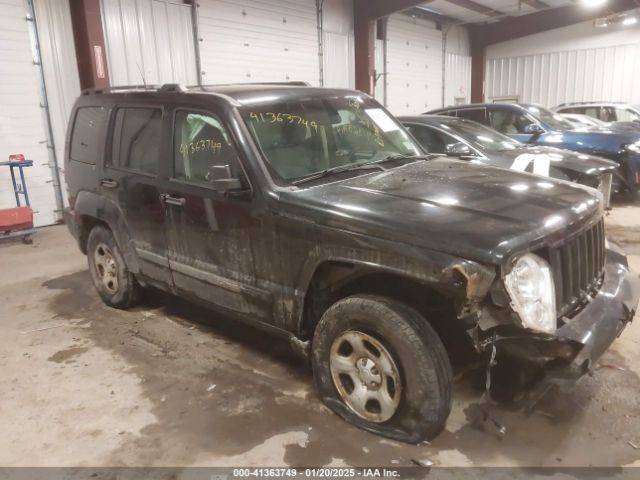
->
[554,102,640,123]
[560,113,608,129]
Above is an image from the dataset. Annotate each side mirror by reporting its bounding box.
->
[444,142,472,157]
[206,164,243,192]
[524,123,544,136]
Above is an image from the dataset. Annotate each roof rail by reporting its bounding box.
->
[190,81,311,88]
[81,83,187,95]
[556,101,626,107]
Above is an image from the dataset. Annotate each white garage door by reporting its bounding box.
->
[0,0,61,227]
[198,0,320,85]
[384,15,443,115]
[101,0,198,86]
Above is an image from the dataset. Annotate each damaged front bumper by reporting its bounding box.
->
[488,243,640,387]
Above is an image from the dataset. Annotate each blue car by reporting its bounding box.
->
[428,103,640,195]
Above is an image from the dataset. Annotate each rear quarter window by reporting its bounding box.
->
[70,106,109,165]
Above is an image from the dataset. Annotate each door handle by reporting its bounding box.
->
[100,178,119,189]
[160,193,186,207]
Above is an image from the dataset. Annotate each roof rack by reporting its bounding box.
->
[191,81,311,88]
[556,101,626,107]
[82,81,310,96]
[81,83,187,95]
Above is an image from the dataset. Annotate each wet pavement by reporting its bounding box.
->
[0,201,639,467]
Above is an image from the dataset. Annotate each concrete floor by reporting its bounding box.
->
[1,200,639,468]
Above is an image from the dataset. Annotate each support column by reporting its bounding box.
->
[353,8,375,95]
[470,27,485,103]
[69,0,109,90]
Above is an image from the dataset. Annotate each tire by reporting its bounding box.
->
[87,225,140,309]
[311,294,453,443]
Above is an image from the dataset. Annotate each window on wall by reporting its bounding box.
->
[112,108,163,175]
[70,107,109,164]
[173,111,243,185]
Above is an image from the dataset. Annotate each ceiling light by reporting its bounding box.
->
[581,0,607,8]
[623,16,638,26]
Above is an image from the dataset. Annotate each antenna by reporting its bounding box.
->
[136,62,147,88]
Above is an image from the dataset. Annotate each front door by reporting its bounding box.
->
[101,105,172,288]
[161,109,274,322]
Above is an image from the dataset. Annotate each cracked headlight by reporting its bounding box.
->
[504,254,556,333]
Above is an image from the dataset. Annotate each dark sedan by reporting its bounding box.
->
[400,115,619,207]
[427,103,640,195]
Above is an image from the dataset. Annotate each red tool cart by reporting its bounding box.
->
[0,154,36,244]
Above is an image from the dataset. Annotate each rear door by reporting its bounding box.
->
[101,104,172,288]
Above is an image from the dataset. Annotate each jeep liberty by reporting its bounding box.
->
[64,83,640,442]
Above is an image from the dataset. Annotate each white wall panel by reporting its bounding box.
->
[487,44,640,106]
[33,0,81,206]
[322,0,353,89]
[384,15,443,115]
[101,0,197,86]
[198,0,320,85]
[0,0,60,227]
[486,16,640,106]
[444,52,471,106]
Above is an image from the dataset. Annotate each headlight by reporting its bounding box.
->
[504,254,556,333]
[597,173,612,209]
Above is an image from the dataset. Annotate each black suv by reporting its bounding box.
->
[64,83,640,443]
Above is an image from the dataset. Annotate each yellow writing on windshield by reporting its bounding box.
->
[250,112,318,132]
[335,123,385,148]
[179,139,223,157]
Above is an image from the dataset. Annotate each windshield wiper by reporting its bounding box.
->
[291,154,426,186]
[291,162,386,186]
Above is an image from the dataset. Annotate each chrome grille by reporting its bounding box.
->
[548,220,606,317]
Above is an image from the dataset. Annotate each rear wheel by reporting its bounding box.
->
[311,294,452,443]
[87,225,140,309]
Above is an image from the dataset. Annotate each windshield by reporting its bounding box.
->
[445,119,521,153]
[241,95,421,183]
[524,105,574,131]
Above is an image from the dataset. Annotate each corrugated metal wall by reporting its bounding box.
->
[486,44,640,107]
[198,0,320,85]
[322,0,354,89]
[444,52,471,107]
[0,0,61,227]
[33,0,81,205]
[101,0,198,86]
[383,15,443,115]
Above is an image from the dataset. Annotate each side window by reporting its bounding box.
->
[488,110,533,135]
[406,125,453,153]
[70,106,109,164]
[600,107,616,122]
[112,108,162,174]
[456,108,486,124]
[173,111,242,184]
[615,108,640,122]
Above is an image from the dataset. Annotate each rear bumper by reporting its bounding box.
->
[497,243,639,386]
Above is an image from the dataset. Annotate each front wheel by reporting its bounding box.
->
[311,294,452,443]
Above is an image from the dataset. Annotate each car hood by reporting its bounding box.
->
[282,158,603,265]
[478,145,618,179]
[544,128,640,153]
